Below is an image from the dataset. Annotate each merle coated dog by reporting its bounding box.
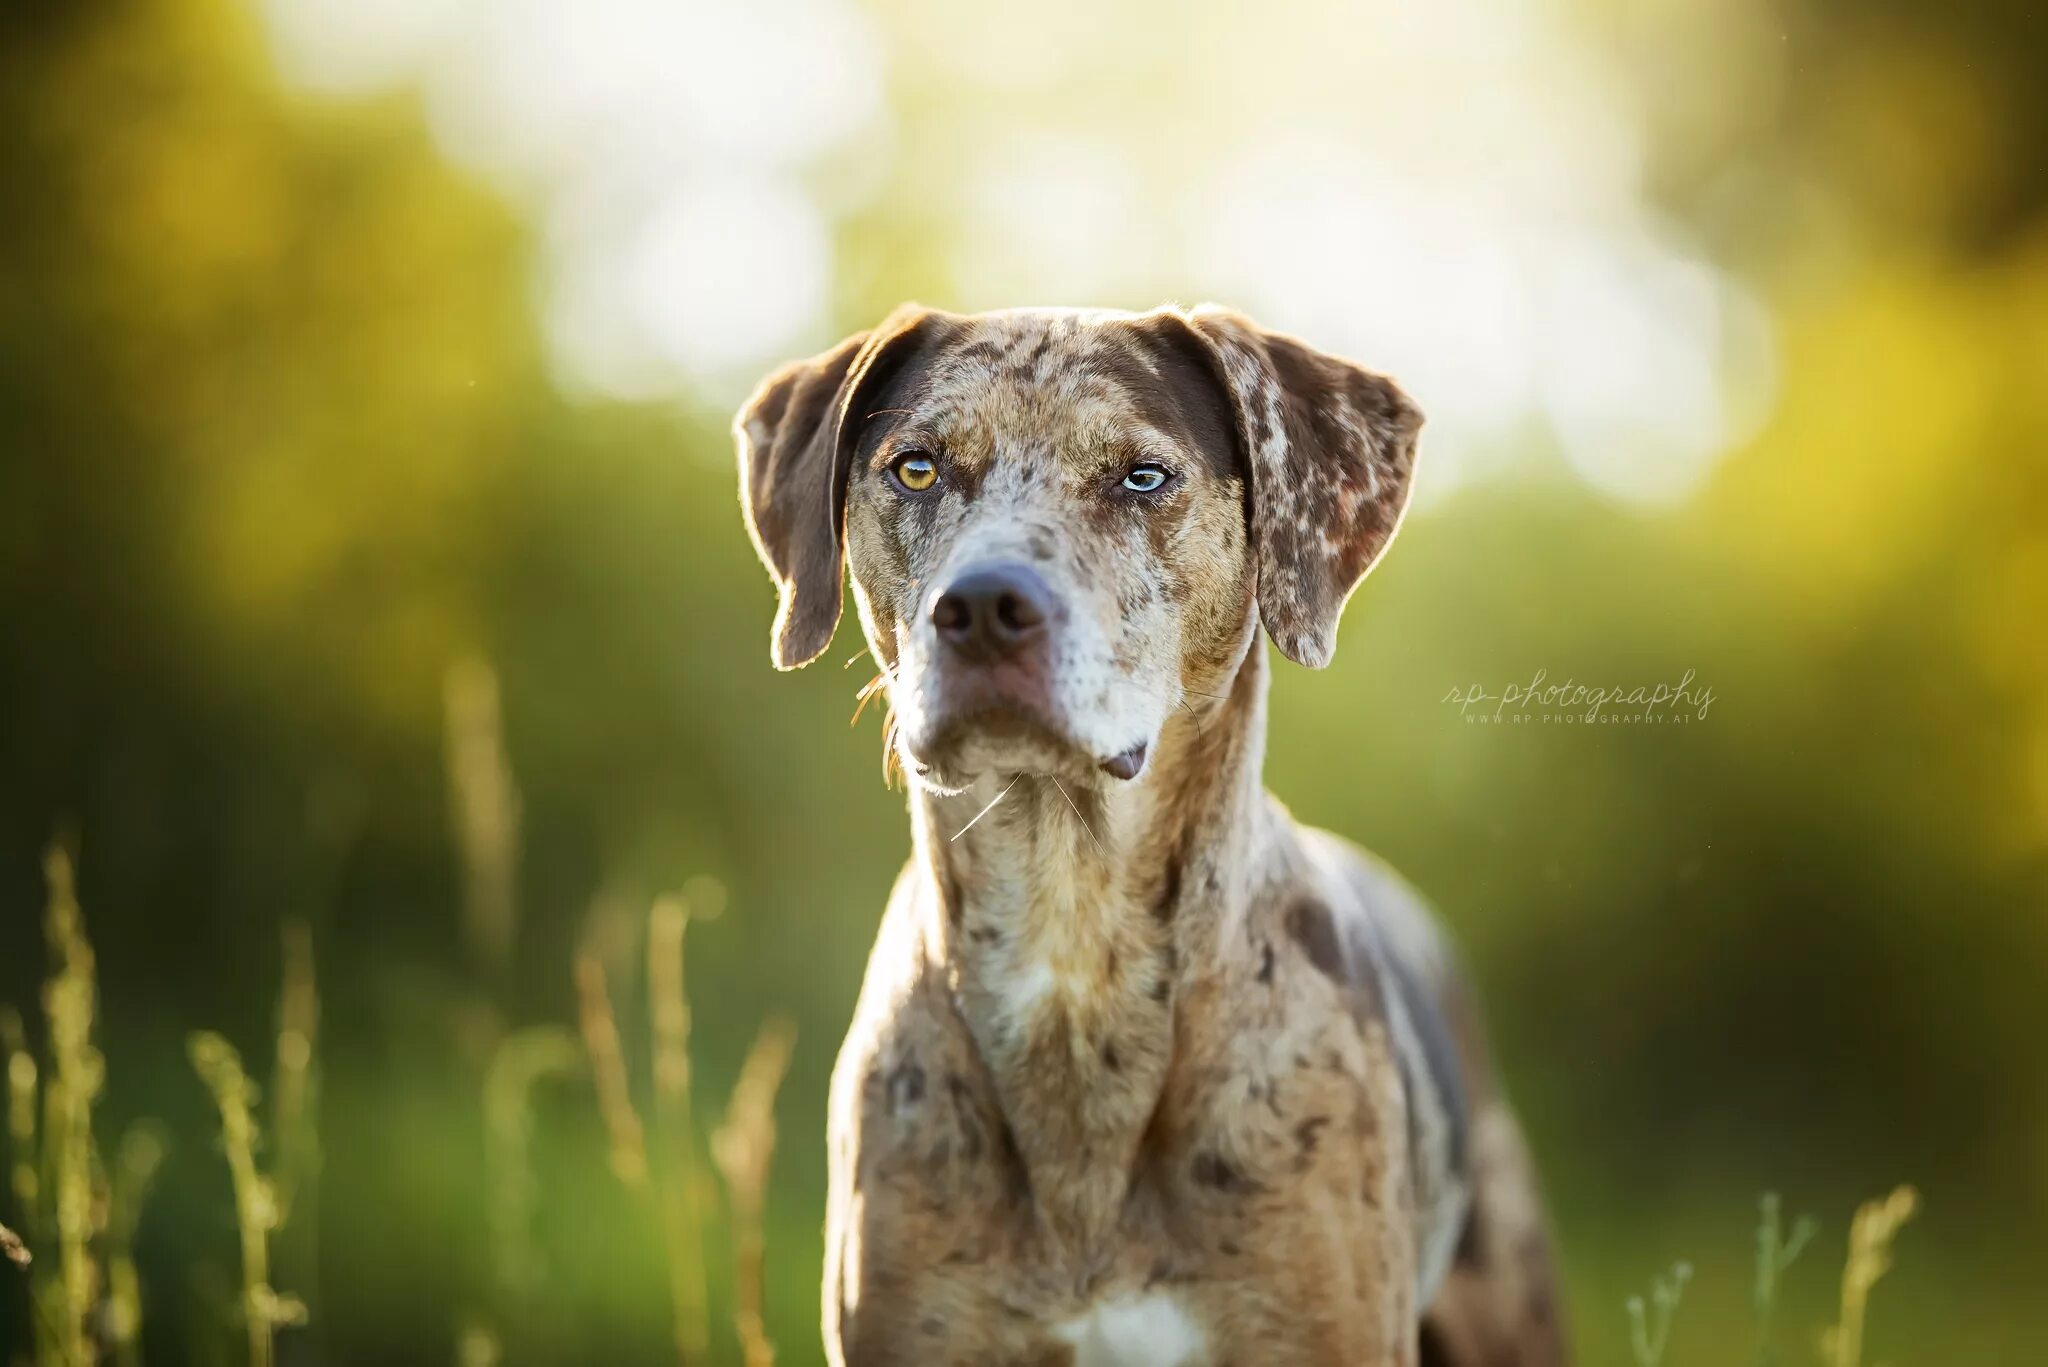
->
[736,305,1567,1366]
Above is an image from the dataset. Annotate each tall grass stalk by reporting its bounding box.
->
[1822,1185,1917,1367]
[270,921,320,1219]
[41,846,105,1367]
[573,952,648,1187]
[712,1017,796,1367]
[104,1124,168,1367]
[456,1318,504,1367]
[481,1025,582,1298]
[2,1007,37,1244]
[269,921,322,1325]
[1625,1260,1691,1367]
[445,658,523,976]
[189,1033,304,1367]
[1751,1192,1816,1367]
[648,896,710,1362]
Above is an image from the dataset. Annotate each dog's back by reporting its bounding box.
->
[1303,829,1569,1366]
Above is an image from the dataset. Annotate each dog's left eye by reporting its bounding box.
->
[1121,463,1173,494]
[888,452,940,493]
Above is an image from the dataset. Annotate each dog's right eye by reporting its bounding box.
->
[888,452,940,493]
[1121,462,1173,494]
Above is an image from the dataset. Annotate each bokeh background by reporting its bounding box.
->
[4,0,2047,1362]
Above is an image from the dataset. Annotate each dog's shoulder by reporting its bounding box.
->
[1290,825,1480,1302]
[827,860,1022,1204]
[823,863,1041,1357]
[1285,827,1466,1055]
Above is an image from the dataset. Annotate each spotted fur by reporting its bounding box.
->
[736,305,1567,1366]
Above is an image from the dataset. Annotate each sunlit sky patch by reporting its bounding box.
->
[259,0,1773,506]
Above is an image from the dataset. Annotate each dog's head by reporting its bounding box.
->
[735,305,1420,788]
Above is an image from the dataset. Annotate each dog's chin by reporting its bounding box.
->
[901,704,1146,791]
[901,707,1081,791]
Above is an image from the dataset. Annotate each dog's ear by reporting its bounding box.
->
[1183,306,1422,669]
[735,306,939,669]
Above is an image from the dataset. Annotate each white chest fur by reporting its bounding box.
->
[1056,1294,1208,1367]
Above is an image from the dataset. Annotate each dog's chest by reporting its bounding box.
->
[828,873,1422,1364]
[1056,1294,1209,1366]
[830,1006,1407,1363]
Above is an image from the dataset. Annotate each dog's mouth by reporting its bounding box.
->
[904,696,1150,786]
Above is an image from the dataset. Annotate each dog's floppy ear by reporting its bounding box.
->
[735,306,939,669]
[1184,306,1422,669]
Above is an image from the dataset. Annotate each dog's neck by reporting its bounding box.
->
[907,638,1273,1254]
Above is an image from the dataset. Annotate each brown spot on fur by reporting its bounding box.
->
[938,858,964,928]
[1418,1320,1452,1367]
[1018,1347,1077,1367]
[1106,315,1244,486]
[1289,896,1346,980]
[1191,1151,1258,1194]
[1001,330,1055,383]
[886,1061,926,1114]
[1454,1205,1485,1269]
[1153,856,1182,923]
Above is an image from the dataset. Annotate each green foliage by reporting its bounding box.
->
[3,832,794,1367]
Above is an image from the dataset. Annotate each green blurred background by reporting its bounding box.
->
[4,0,2047,1362]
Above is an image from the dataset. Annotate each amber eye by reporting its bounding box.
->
[1121,462,1173,494]
[889,452,940,493]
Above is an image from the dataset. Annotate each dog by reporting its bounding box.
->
[735,305,1567,1366]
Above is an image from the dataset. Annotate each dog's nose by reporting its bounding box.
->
[931,565,1054,662]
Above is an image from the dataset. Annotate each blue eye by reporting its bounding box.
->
[1121,463,1172,494]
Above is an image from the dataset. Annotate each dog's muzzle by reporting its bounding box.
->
[930,563,1056,664]
[916,563,1146,781]
[920,561,1062,729]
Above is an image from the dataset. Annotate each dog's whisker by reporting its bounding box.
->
[881,711,906,788]
[950,773,1023,842]
[851,656,905,727]
[850,672,891,726]
[1047,775,1106,858]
